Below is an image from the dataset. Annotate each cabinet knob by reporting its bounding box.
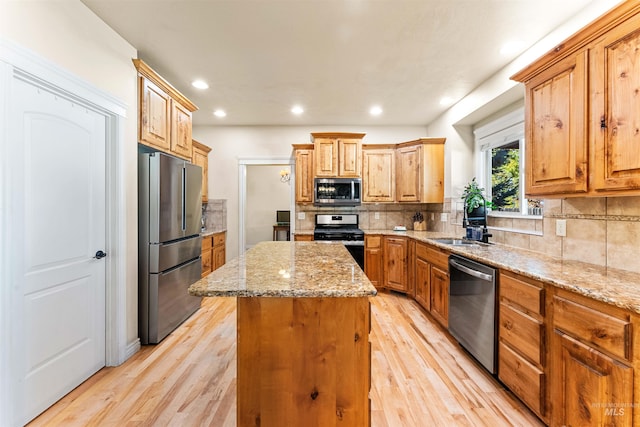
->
[600,116,607,129]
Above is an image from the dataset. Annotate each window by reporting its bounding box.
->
[474,108,542,217]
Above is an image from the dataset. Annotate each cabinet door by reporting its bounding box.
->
[338,138,362,177]
[201,237,213,278]
[415,256,430,311]
[362,148,395,202]
[396,145,421,202]
[171,101,193,159]
[383,237,407,292]
[551,331,633,426]
[295,148,314,203]
[192,145,208,203]
[364,235,382,288]
[314,139,338,177]
[591,13,640,192]
[139,77,171,150]
[525,51,588,196]
[430,265,448,328]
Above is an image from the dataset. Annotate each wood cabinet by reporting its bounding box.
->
[364,235,383,289]
[362,145,395,202]
[133,59,198,160]
[512,2,640,197]
[550,288,634,426]
[293,234,314,241]
[396,138,445,203]
[590,11,640,192]
[293,144,314,203]
[311,132,364,178]
[429,265,448,328]
[201,231,226,277]
[498,271,547,421]
[383,236,408,293]
[412,242,449,326]
[191,140,211,203]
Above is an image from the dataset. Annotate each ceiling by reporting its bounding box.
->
[81,0,597,127]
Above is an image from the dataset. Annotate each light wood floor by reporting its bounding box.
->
[29,292,544,426]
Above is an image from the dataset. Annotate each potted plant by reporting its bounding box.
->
[461,178,494,217]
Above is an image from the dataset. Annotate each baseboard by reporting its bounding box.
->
[125,339,141,361]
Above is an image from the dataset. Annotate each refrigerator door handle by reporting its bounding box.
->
[181,166,186,231]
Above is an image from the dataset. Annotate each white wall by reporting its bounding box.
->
[192,125,427,258]
[426,0,623,200]
[0,1,139,346]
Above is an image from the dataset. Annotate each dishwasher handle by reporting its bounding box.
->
[450,258,493,282]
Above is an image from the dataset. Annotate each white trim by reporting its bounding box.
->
[238,157,293,255]
[0,39,128,425]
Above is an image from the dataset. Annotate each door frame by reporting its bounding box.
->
[238,157,294,255]
[0,38,129,425]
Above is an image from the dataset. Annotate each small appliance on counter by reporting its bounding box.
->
[138,152,203,345]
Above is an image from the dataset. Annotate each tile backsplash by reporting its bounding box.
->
[203,199,227,232]
[297,195,640,274]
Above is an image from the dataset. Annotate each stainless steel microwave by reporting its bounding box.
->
[314,177,361,206]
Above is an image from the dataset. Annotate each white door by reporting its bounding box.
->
[12,77,107,424]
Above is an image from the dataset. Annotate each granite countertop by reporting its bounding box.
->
[201,228,226,237]
[189,241,377,298]
[367,229,640,315]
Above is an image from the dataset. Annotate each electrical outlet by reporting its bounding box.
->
[298,212,305,220]
[430,213,435,220]
[556,219,567,237]
[440,213,448,222]
[374,212,380,220]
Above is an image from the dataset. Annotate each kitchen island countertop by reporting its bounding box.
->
[188,240,377,298]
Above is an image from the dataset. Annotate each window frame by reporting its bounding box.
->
[474,107,541,218]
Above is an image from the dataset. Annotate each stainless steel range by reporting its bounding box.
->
[313,214,364,269]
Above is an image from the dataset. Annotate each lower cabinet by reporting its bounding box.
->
[383,236,409,293]
[498,270,546,421]
[201,231,226,278]
[550,289,634,426]
[413,241,449,327]
[364,235,383,288]
[293,234,314,241]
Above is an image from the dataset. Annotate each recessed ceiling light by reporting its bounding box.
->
[191,80,209,90]
[213,109,226,118]
[440,97,453,106]
[500,41,525,56]
[369,105,383,116]
[291,105,304,115]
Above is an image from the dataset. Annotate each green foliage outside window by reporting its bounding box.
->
[491,146,519,211]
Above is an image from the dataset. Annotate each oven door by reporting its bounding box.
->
[343,242,364,270]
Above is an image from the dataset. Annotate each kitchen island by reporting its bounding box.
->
[189,241,377,427]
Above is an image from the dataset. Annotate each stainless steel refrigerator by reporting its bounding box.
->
[138,152,203,344]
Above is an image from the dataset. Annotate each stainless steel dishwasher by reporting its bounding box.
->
[448,254,498,374]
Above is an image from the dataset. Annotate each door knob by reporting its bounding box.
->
[94,250,107,260]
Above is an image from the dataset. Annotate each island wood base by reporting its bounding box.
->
[237,297,371,427]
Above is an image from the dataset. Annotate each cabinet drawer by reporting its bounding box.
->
[213,232,225,246]
[417,243,449,270]
[365,235,382,249]
[499,342,544,418]
[201,236,212,251]
[500,271,544,316]
[499,302,543,365]
[553,296,631,361]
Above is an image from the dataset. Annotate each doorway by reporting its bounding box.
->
[238,158,293,255]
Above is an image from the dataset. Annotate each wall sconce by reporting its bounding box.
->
[279,169,290,183]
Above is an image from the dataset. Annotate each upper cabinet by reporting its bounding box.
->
[312,132,364,177]
[293,144,314,203]
[362,145,396,202]
[133,59,198,161]
[396,138,445,203]
[191,140,211,203]
[512,2,640,197]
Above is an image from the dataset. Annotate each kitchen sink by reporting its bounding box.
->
[432,238,481,246]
